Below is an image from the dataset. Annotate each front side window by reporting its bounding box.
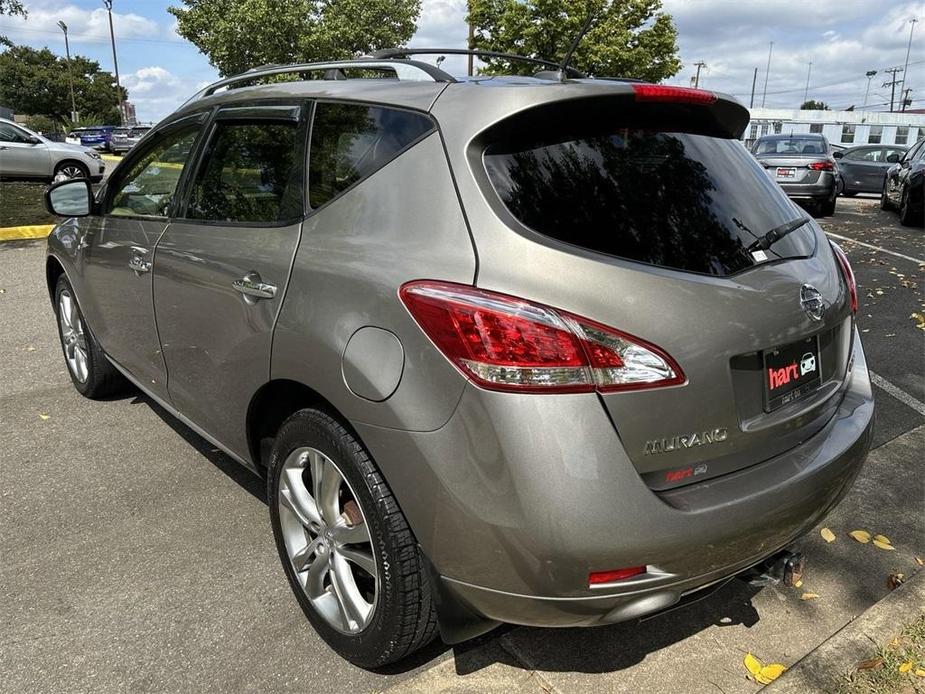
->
[107,126,201,218]
[186,121,302,223]
[867,126,883,144]
[845,148,879,162]
[841,124,856,144]
[0,123,32,143]
[308,103,434,208]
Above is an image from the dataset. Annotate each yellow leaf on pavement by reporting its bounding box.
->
[820,527,836,543]
[756,664,787,684]
[800,592,820,600]
[915,556,924,566]
[794,579,803,588]
[849,530,871,543]
[873,534,892,545]
[899,661,914,673]
[38,413,50,421]
[914,668,925,677]
[873,539,896,551]
[744,653,763,677]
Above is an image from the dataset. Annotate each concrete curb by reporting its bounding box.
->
[0,224,54,242]
[767,570,925,692]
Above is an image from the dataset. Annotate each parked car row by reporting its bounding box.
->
[64,125,151,153]
[881,137,925,227]
[750,134,839,216]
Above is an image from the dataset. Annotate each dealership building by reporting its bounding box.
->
[744,108,925,149]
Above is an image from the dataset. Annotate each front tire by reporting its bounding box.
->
[54,275,128,398]
[54,160,90,180]
[268,409,437,668]
[898,188,923,227]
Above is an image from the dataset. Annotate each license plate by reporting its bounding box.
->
[763,336,821,411]
[776,167,796,179]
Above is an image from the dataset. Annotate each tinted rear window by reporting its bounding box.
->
[484,129,816,276]
[753,137,827,155]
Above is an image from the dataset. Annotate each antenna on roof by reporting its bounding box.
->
[557,6,597,82]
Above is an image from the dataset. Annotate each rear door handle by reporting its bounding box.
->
[233,271,277,300]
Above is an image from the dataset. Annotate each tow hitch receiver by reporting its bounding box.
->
[739,550,805,587]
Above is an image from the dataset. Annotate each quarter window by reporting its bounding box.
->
[107,126,201,218]
[308,103,434,208]
[186,121,303,223]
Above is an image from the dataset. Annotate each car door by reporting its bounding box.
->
[890,140,924,205]
[153,103,307,461]
[78,114,208,403]
[839,147,881,192]
[0,122,50,177]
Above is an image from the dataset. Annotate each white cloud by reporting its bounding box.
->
[121,66,194,124]
[3,1,167,42]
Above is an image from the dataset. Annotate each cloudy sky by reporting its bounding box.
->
[1,0,921,122]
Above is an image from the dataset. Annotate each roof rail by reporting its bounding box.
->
[186,59,456,103]
[370,48,586,79]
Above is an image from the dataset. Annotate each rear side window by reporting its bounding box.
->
[484,122,815,276]
[187,121,302,223]
[308,103,434,208]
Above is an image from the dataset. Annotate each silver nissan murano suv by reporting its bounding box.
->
[44,51,874,668]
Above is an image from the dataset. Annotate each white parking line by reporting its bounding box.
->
[826,232,925,265]
[870,370,925,417]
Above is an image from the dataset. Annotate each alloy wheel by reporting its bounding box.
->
[58,165,86,179]
[277,446,378,634]
[58,289,89,383]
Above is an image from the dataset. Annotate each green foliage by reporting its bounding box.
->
[168,0,421,77]
[801,99,830,111]
[0,0,25,14]
[468,0,681,82]
[23,113,58,135]
[0,43,125,126]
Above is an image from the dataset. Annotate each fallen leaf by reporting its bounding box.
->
[38,413,50,421]
[800,592,820,600]
[744,653,763,678]
[915,668,925,677]
[794,579,803,588]
[857,657,884,671]
[874,534,892,545]
[757,663,787,684]
[915,556,924,566]
[821,527,836,543]
[889,637,901,648]
[900,661,914,673]
[888,573,906,590]
[873,539,896,551]
[849,530,871,543]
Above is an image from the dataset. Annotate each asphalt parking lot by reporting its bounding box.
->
[0,196,922,693]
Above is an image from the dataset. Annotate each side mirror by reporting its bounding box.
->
[45,179,94,217]
[832,150,844,159]
[886,153,900,163]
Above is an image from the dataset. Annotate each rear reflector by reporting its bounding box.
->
[830,242,858,313]
[808,161,835,171]
[589,566,647,585]
[632,84,717,105]
[399,281,685,394]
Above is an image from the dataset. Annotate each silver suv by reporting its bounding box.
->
[0,118,105,182]
[44,54,873,668]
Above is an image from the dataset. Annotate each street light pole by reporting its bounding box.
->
[802,61,812,105]
[57,20,78,124]
[863,70,877,108]
[693,61,706,89]
[102,0,123,125]
[761,41,773,107]
[899,18,918,103]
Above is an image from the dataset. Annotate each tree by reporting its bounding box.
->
[468,0,681,82]
[169,0,421,77]
[800,100,830,110]
[0,43,125,126]
[0,0,26,43]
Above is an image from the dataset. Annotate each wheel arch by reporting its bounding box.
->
[45,255,65,303]
[53,158,90,177]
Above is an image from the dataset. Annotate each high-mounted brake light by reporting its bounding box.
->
[399,281,685,394]
[830,242,858,313]
[632,84,717,105]
[809,161,835,171]
[589,566,647,585]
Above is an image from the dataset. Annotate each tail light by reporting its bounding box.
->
[809,161,835,171]
[399,281,685,394]
[632,84,717,106]
[830,242,858,313]
[590,566,647,585]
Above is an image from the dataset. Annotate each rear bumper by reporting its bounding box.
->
[357,330,873,628]
[779,174,837,200]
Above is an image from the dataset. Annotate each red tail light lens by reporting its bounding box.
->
[632,84,717,105]
[399,281,685,393]
[589,566,647,585]
[809,161,835,171]
[830,242,858,313]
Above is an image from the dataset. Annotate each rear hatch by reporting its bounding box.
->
[752,136,833,186]
[477,89,854,490]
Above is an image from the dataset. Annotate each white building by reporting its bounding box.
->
[744,108,925,149]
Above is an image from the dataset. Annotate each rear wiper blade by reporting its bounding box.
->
[746,217,811,252]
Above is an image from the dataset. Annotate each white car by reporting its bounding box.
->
[0,118,105,182]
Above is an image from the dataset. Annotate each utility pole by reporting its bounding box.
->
[901,88,912,112]
[899,18,918,103]
[749,67,758,108]
[693,61,706,89]
[102,0,123,125]
[802,61,812,104]
[467,21,474,77]
[57,21,78,124]
[883,67,904,112]
[863,70,877,108]
[761,41,773,107]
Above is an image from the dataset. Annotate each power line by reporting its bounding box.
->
[0,23,182,45]
[732,60,924,99]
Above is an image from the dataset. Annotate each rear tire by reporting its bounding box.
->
[54,275,129,398]
[267,409,437,668]
[817,192,836,217]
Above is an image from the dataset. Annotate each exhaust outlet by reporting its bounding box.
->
[738,549,805,587]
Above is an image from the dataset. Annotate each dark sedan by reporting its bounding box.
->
[882,137,925,227]
[835,145,906,196]
[751,134,838,216]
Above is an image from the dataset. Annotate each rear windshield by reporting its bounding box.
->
[753,137,827,155]
[484,129,816,276]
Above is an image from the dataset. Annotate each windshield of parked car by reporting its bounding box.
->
[484,129,816,276]
[753,137,827,155]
